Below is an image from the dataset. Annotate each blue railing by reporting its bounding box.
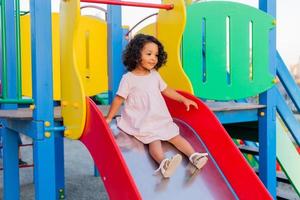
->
[276,52,300,146]
[277,52,300,111]
[275,88,300,146]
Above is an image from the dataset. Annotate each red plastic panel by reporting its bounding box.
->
[80,97,141,200]
[163,91,272,200]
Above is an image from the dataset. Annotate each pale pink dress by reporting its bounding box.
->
[116,70,179,144]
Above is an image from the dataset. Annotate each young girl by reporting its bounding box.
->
[105,34,208,178]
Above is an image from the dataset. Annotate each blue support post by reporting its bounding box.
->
[107,4,125,102]
[30,0,62,199]
[1,0,20,199]
[2,126,19,200]
[258,0,277,198]
[0,2,2,161]
[55,122,65,199]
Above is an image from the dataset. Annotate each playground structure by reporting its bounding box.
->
[0,0,300,200]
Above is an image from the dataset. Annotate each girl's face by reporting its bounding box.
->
[138,42,158,71]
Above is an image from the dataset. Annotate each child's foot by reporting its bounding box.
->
[189,152,208,170]
[155,154,182,178]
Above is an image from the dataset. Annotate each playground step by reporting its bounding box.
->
[239,146,291,184]
[252,165,290,185]
[277,183,300,200]
[224,121,258,141]
[238,145,259,155]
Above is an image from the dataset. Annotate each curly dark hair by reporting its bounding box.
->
[122,34,167,71]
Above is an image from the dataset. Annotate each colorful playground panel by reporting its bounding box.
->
[60,0,87,139]
[156,0,193,93]
[183,1,275,100]
[21,13,108,100]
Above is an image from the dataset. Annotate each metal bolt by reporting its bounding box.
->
[44,121,51,127]
[44,132,51,138]
[29,105,35,110]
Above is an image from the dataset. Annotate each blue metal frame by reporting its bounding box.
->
[29,0,63,199]
[275,88,300,146]
[258,0,277,198]
[214,109,259,124]
[277,52,300,111]
[107,5,125,103]
[1,0,20,199]
[2,127,19,200]
[1,0,64,199]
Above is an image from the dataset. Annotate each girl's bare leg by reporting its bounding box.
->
[168,135,195,157]
[149,140,165,164]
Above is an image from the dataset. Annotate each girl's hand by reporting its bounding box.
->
[182,98,198,111]
[105,117,112,124]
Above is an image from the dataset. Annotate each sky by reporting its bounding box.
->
[21,0,300,66]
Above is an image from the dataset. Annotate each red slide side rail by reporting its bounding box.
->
[80,97,141,200]
[164,91,272,200]
[80,0,173,10]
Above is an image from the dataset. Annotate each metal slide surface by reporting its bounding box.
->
[80,94,272,200]
[109,120,237,200]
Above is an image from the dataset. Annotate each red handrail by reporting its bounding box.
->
[80,0,173,10]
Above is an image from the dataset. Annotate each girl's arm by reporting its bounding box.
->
[162,87,198,111]
[105,95,124,123]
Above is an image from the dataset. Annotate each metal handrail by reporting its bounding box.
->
[125,13,157,37]
[80,5,107,20]
[276,51,300,112]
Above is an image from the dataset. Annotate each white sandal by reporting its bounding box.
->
[189,152,208,170]
[154,154,182,178]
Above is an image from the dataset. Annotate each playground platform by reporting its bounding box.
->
[0,102,264,122]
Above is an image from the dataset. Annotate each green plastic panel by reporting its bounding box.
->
[276,118,300,196]
[183,1,275,100]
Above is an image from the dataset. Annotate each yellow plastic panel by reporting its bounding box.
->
[76,16,108,96]
[137,22,156,36]
[157,0,193,93]
[21,14,108,100]
[21,14,61,100]
[60,0,86,139]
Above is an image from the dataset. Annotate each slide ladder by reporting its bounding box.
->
[275,52,300,196]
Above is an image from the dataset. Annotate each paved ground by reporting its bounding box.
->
[0,136,109,200]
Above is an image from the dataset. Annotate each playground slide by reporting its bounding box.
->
[276,118,300,196]
[80,92,272,200]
